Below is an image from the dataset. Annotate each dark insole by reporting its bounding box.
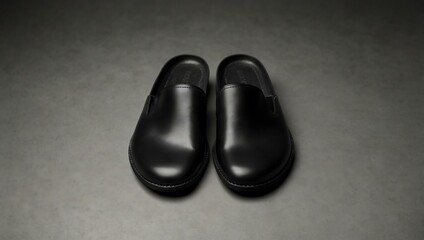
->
[164,60,207,92]
[224,59,273,95]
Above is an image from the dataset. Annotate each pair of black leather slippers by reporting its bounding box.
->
[129,55,295,196]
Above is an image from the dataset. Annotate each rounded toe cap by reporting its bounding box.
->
[216,138,292,186]
[130,139,206,186]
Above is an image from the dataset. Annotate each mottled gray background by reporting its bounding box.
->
[1,0,423,239]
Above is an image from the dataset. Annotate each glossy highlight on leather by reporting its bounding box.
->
[129,55,209,195]
[213,55,295,196]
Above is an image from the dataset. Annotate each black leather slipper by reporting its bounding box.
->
[129,55,210,195]
[213,54,295,196]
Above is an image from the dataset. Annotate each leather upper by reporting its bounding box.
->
[215,84,292,185]
[130,85,207,186]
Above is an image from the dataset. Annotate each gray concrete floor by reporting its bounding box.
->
[1,0,423,239]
